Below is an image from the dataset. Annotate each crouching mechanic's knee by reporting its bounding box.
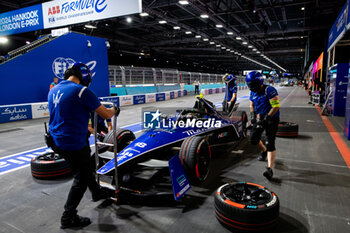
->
[265,141,276,151]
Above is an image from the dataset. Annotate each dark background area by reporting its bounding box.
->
[0,0,347,75]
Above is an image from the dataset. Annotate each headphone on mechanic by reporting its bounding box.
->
[64,62,92,87]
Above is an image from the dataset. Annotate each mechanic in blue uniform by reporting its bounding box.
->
[246,71,280,180]
[48,62,117,229]
[222,74,238,115]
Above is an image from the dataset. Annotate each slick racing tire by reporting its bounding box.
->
[231,111,248,138]
[102,129,136,153]
[179,136,211,184]
[31,152,72,180]
[215,182,279,232]
[276,121,299,138]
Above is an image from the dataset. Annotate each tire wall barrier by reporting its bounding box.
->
[0,90,187,124]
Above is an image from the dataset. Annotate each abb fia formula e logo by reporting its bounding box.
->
[48,6,60,15]
[52,57,96,79]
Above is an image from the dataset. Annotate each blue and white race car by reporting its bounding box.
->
[96,95,247,200]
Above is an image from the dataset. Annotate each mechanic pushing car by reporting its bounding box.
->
[222,74,237,115]
[48,62,117,229]
[246,71,280,180]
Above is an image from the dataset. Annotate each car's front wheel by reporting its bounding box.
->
[179,136,211,184]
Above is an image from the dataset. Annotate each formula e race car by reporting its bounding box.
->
[95,94,247,201]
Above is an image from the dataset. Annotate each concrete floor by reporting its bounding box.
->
[0,85,349,233]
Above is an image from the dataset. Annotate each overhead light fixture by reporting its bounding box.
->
[221,47,226,49]
[242,41,248,45]
[159,20,167,24]
[203,38,209,41]
[227,32,233,35]
[248,45,253,48]
[179,0,189,5]
[195,35,201,38]
[236,36,242,40]
[200,14,209,18]
[216,44,221,47]
[209,41,215,44]
[25,41,30,45]
[301,7,305,11]
[230,50,234,53]
[256,51,261,54]
[253,48,257,51]
[126,17,132,23]
[185,31,192,34]
[216,24,223,28]
[226,49,230,51]
[140,12,149,17]
[301,36,304,39]
[84,24,97,29]
[173,26,181,30]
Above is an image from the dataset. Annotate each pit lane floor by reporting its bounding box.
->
[0,86,349,233]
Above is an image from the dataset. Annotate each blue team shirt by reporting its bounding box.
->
[48,80,101,151]
[224,82,237,101]
[249,85,280,118]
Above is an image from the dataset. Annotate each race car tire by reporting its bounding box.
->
[102,129,136,152]
[179,136,211,184]
[31,152,72,180]
[231,111,248,138]
[276,121,299,138]
[215,182,279,232]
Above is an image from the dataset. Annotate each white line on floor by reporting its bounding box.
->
[278,157,349,169]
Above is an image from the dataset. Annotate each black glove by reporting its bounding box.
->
[114,106,120,117]
[257,115,271,127]
[250,112,257,124]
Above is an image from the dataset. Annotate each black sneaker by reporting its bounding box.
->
[92,188,112,202]
[258,150,267,161]
[263,167,273,180]
[61,215,91,229]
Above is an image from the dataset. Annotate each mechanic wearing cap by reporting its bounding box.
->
[48,62,118,229]
[246,71,280,180]
[222,74,238,115]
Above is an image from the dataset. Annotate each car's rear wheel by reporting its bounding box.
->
[101,129,136,153]
[231,111,248,138]
[179,136,211,184]
[215,182,279,232]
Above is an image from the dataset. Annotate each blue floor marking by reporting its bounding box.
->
[0,122,143,176]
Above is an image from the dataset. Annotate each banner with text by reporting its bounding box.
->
[0,0,141,36]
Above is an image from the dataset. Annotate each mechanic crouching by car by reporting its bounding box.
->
[246,71,280,180]
[48,62,117,229]
[222,74,237,115]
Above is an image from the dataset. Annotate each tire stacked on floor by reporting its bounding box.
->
[31,152,72,180]
[214,182,279,232]
[276,122,299,137]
